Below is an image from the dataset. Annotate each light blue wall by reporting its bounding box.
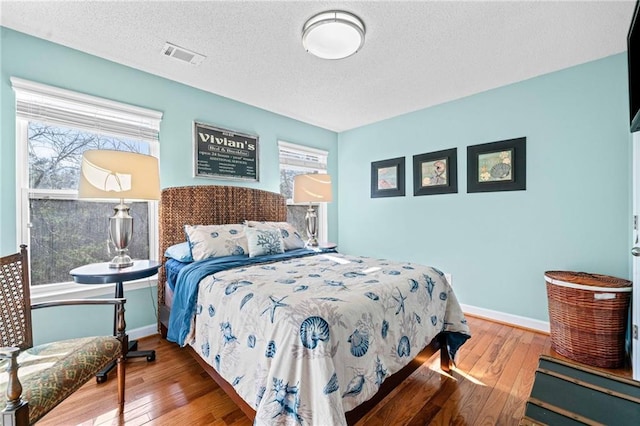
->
[337,53,631,322]
[0,27,338,340]
[31,287,157,346]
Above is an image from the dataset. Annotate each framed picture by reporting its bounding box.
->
[193,121,259,181]
[467,137,526,193]
[371,157,405,198]
[413,148,457,196]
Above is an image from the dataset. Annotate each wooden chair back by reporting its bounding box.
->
[0,245,33,350]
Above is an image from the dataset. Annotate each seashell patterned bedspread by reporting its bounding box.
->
[187,252,470,425]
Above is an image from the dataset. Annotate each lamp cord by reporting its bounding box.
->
[148,276,158,323]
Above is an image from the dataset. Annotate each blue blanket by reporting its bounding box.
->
[164,258,190,292]
[167,248,327,345]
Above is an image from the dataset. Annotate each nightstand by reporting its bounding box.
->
[70,259,161,383]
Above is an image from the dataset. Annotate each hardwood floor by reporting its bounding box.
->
[35,316,630,425]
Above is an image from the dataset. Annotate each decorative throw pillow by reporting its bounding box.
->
[184,224,249,261]
[164,242,193,263]
[245,227,285,258]
[244,221,305,250]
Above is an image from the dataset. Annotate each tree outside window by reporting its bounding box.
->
[26,122,152,285]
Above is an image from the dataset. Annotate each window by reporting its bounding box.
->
[13,78,162,288]
[278,141,329,242]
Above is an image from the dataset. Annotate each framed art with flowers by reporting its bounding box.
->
[467,137,526,193]
[412,148,458,196]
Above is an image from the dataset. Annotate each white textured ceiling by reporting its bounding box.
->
[0,0,636,132]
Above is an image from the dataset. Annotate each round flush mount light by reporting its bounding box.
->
[302,11,365,60]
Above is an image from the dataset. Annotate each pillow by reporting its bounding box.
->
[164,242,193,263]
[245,227,285,258]
[184,224,249,261]
[244,221,305,250]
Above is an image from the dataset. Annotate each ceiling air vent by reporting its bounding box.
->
[161,42,205,65]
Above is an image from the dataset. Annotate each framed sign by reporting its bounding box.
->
[413,148,458,196]
[194,122,259,181]
[467,137,526,193]
[371,157,405,198]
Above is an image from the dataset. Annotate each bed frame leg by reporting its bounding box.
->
[438,334,452,372]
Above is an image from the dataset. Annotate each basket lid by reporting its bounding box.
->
[544,271,631,289]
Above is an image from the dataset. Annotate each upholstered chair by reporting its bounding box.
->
[0,245,126,425]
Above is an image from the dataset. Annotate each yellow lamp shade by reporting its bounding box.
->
[293,174,332,203]
[78,150,160,200]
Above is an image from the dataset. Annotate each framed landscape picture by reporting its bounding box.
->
[371,157,405,198]
[467,137,526,193]
[413,148,457,196]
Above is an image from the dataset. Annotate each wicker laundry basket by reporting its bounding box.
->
[544,271,632,368]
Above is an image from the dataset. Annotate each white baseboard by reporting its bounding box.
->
[460,303,550,334]
[128,324,159,340]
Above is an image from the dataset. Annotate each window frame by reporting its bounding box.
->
[278,140,329,243]
[13,79,161,301]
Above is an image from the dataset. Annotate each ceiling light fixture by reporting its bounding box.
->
[302,10,365,60]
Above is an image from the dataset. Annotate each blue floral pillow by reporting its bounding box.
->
[245,227,285,258]
[184,224,248,261]
[244,221,305,250]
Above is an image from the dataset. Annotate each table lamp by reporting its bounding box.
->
[78,150,160,268]
[293,174,332,247]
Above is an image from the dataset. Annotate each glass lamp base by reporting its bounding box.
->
[305,205,319,248]
[109,254,133,269]
[108,202,134,268]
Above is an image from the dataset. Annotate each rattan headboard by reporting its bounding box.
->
[158,185,287,304]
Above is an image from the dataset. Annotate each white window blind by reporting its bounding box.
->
[11,77,162,142]
[278,140,327,170]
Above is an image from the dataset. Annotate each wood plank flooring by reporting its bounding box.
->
[36,315,631,425]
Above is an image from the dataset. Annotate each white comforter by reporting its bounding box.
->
[187,252,470,425]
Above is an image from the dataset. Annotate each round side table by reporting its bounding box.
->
[70,259,161,382]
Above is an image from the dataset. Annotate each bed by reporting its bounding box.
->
[157,185,470,425]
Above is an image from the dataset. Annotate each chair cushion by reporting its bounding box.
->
[0,336,121,424]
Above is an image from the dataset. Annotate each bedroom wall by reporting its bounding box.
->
[0,27,338,343]
[337,53,631,324]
